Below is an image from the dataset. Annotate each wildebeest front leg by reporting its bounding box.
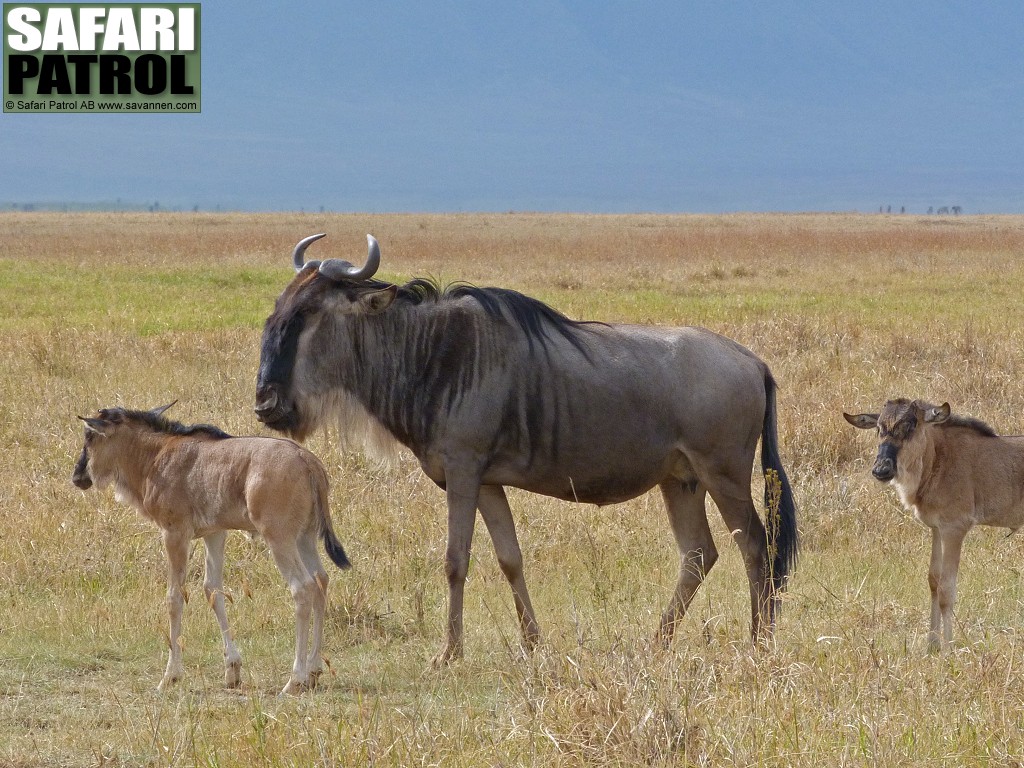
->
[928,525,967,652]
[656,479,717,645]
[203,531,243,688]
[478,484,540,652]
[159,527,190,691]
[433,477,481,667]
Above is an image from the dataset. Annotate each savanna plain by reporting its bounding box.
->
[4,212,1024,767]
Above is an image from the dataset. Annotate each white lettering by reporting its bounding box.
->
[41,7,78,51]
[177,7,194,51]
[76,8,106,51]
[6,7,42,51]
[6,6,194,54]
[140,8,175,51]
[102,8,139,51]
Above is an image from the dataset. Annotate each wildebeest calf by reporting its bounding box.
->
[72,403,350,694]
[844,398,1024,651]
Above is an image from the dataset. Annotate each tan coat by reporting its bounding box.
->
[73,403,349,694]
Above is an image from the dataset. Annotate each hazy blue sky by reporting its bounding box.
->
[2,2,1022,213]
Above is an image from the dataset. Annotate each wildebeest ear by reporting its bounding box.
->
[150,401,177,418]
[924,403,951,423]
[78,415,110,436]
[843,412,879,429]
[357,285,398,315]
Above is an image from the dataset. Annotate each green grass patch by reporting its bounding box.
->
[0,259,284,334]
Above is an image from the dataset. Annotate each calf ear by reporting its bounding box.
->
[78,416,110,436]
[150,401,177,418]
[357,284,398,315]
[925,403,951,423]
[843,412,879,429]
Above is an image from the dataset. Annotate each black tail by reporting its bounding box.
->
[307,458,352,571]
[322,526,351,570]
[761,371,798,592]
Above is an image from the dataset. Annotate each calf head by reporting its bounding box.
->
[843,399,951,481]
[72,403,174,490]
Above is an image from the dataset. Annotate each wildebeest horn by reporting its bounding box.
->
[317,235,381,282]
[292,233,327,272]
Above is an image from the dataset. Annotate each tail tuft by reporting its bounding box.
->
[323,530,351,570]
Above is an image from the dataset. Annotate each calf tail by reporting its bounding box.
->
[761,370,798,592]
[307,458,351,571]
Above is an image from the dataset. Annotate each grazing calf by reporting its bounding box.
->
[72,403,350,694]
[844,398,1024,650]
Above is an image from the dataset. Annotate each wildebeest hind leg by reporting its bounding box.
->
[707,484,772,645]
[203,531,243,688]
[656,479,717,645]
[478,484,540,653]
[297,531,329,683]
[267,542,317,694]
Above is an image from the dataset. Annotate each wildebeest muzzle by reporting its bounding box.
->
[872,442,899,482]
[254,383,299,433]
[72,446,93,489]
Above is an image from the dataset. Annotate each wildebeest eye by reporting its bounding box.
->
[893,420,914,439]
[879,420,912,440]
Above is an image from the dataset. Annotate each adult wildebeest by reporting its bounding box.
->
[845,398,1024,651]
[255,233,798,665]
[72,403,350,694]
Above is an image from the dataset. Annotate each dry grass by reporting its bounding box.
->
[3,212,1024,766]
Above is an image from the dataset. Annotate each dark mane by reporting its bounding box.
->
[105,407,234,440]
[908,398,998,437]
[391,277,602,355]
[945,414,998,438]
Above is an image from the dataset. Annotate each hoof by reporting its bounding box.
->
[522,631,541,653]
[430,644,463,669]
[225,661,242,689]
[157,674,181,692]
[280,678,311,696]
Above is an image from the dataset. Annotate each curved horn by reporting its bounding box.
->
[318,234,381,282]
[292,233,327,272]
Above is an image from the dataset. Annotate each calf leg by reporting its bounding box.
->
[159,528,190,691]
[297,532,329,685]
[928,528,942,651]
[267,541,318,695]
[434,476,481,667]
[928,526,967,651]
[656,479,717,645]
[203,531,243,688]
[478,484,540,652]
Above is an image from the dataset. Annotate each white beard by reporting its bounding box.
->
[300,388,403,463]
